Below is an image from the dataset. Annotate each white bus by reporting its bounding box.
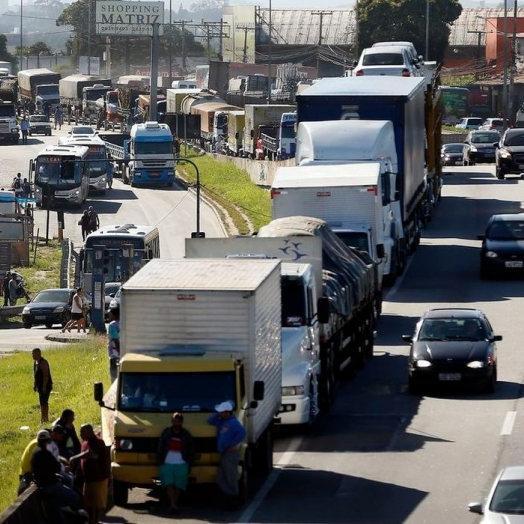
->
[80,224,160,290]
[32,145,90,208]
[58,135,109,193]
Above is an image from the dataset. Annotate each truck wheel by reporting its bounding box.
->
[238,456,249,505]
[112,480,129,506]
[253,426,273,476]
[319,344,336,411]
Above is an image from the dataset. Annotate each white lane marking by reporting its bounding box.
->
[237,435,303,523]
[501,411,517,436]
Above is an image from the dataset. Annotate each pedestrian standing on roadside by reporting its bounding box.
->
[2,271,10,307]
[54,105,63,130]
[32,348,53,424]
[8,272,18,305]
[107,308,120,383]
[106,155,114,189]
[88,206,99,232]
[22,178,31,199]
[20,117,28,144]
[79,210,91,241]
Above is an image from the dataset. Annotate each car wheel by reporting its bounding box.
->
[45,322,53,329]
[496,167,506,180]
[469,160,475,166]
[23,322,31,329]
[463,159,468,166]
[485,368,496,394]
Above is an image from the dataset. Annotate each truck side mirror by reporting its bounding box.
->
[94,382,104,402]
[317,297,330,324]
[376,244,385,259]
[253,380,265,401]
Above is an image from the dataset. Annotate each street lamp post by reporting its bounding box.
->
[425,0,429,60]
[502,0,509,127]
[19,0,22,72]
[268,0,272,103]
[177,157,204,237]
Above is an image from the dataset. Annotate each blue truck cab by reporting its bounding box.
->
[127,121,175,187]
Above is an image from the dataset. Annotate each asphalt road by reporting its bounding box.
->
[103,163,524,523]
[0,123,225,352]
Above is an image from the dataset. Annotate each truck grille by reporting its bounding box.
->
[118,436,217,454]
[0,123,11,133]
[142,160,168,168]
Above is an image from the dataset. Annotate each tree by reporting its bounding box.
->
[0,34,17,66]
[29,42,53,56]
[358,0,462,62]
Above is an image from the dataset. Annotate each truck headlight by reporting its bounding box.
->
[116,438,133,451]
[282,386,305,396]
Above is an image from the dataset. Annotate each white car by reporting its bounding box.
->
[479,118,505,132]
[372,41,423,67]
[455,117,483,130]
[68,125,97,137]
[354,46,422,77]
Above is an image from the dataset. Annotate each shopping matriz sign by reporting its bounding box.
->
[95,1,164,37]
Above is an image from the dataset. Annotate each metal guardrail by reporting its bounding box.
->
[0,304,24,320]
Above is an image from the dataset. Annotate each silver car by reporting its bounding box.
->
[469,466,524,521]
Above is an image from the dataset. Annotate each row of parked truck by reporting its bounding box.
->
[93,70,443,505]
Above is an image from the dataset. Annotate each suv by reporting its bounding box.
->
[28,114,52,136]
[354,46,422,77]
[495,128,524,179]
[455,117,483,130]
[463,130,501,165]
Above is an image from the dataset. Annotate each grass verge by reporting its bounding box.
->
[0,337,109,514]
[177,152,272,234]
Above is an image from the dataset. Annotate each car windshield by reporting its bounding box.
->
[33,290,71,303]
[443,145,464,153]
[30,116,48,123]
[472,133,500,143]
[488,220,524,240]
[504,133,524,146]
[362,53,405,66]
[490,479,524,514]
[105,284,120,296]
[418,318,486,341]
[72,127,95,135]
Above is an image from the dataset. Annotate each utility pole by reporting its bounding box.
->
[508,0,518,124]
[467,30,484,80]
[218,18,224,61]
[87,0,91,75]
[149,23,160,122]
[172,20,193,72]
[236,24,256,63]
[169,0,172,81]
[311,11,332,77]
[502,0,509,128]
[268,2,272,103]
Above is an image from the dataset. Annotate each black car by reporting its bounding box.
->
[21,288,75,329]
[441,143,465,166]
[478,213,524,279]
[403,308,502,394]
[463,130,500,165]
[495,128,524,179]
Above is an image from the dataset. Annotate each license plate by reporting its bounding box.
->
[455,161,462,165]
[35,315,46,320]
[505,261,523,268]
[485,149,493,153]
[439,373,461,381]
[150,172,160,178]
[519,165,524,169]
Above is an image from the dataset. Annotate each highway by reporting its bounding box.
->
[103,163,524,523]
[0,125,225,352]
[3,130,524,523]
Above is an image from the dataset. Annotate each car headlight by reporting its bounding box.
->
[109,299,118,309]
[415,359,432,368]
[485,251,498,258]
[22,307,30,314]
[116,438,133,451]
[282,386,305,396]
[469,145,477,152]
[53,306,64,313]
[467,361,486,368]
[500,149,512,158]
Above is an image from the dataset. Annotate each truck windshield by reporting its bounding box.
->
[281,279,307,327]
[335,232,370,253]
[36,159,78,185]
[86,89,108,101]
[37,86,58,95]
[135,142,172,155]
[119,371,236,413]
[0,105,15,117]
[87,147,107,175]
[281,127,295,139]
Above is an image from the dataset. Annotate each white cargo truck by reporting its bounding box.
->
[293,119,403,285]
[94,258,282,505]
[185,237,322,428]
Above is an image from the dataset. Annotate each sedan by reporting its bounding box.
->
[463,130,501,165]
[469,466,524,521]
[68,125,97,137]
[104,282,121,320]
[478,213,524,279]
[22,288,75,329]
[403,308,502,394]
[441,143,465,166]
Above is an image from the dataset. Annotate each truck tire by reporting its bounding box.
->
[319,344,336,411]
[112,480,129,506]
[253,426,273,476]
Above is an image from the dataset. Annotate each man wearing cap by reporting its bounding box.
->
[31,429,80,524]
[157,412,194,515]
[208,401,247,504]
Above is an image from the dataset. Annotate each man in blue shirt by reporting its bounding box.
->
[208,401,246,504]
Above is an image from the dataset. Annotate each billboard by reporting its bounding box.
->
[95,1,164,37]
[79,56,100,76]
